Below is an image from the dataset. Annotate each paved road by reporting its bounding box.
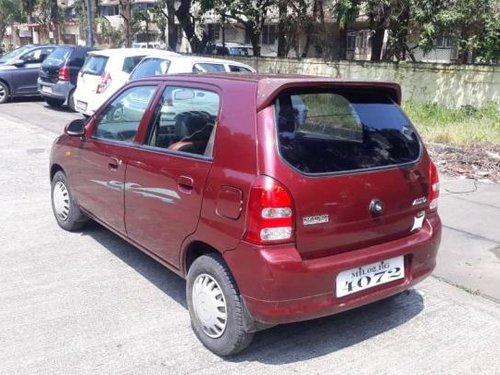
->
[0,101,499,374]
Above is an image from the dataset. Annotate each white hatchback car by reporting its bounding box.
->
[73,48,179,116]
[128,54,256,81]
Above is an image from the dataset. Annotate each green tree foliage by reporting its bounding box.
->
[0,0,22,47]
[413,0,500,63]
[199,0,275,56]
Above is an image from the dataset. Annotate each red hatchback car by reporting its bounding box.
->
[50,74,441,355]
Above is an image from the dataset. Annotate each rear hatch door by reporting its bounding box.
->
[273,89,430,259]
[39,47,72,83]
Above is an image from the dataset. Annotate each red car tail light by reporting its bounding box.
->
[428,160,440,211]
[244,176,294,244]
[58,66,70,81]
[96,72,112,93]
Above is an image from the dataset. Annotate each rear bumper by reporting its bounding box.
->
[37,78,74,101]
[224,214,441,325]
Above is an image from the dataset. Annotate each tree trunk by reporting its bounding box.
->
[249,29,261,57]
[166,0,177,51]
[370,28,384,61]
[119,0,133,47]
[175,0,205,53]
[339,27,347,60]
[277,1,287,58]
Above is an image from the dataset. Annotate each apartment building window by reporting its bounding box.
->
[346,32,357,50]
[99,5,119,16]
[435,34,452,49]
[262,25,276,45]
[207,24,220,42]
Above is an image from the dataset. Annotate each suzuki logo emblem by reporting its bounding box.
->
[369,199,383,217]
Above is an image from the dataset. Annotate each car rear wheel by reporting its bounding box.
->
[51,171,87,231]
[46,97,65,107]
[68,90,76,111]
[0,81,9,104]
[186,253,254,356]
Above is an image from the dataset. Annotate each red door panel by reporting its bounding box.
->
[74,140,130,234]
[124,149,212,267]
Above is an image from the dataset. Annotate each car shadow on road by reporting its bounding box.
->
[83,221,188,309]
[82,221,424,364]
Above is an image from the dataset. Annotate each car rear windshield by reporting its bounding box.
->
[275,90,421,174]
[81,55,108,75]
[44,47,72,65]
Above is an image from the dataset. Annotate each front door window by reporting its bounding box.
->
[93,85,157,143]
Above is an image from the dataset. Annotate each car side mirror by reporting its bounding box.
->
[11,59,25,67]
[65,119,86,137]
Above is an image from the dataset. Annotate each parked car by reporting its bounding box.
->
[73,48,178,117]
[0,44,57,104]
[50,75,441,356]
[38,46,93,110]
[129,54,256,81]
[209,42,254,57]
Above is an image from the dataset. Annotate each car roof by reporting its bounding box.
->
[135,73,402,109]
[139,49,180,58]
[88,48,155,58]
[141,54,254,68]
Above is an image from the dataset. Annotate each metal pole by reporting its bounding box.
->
[86,0,94,47]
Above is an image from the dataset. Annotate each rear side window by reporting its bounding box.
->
[45,47,72,65]
[192,63,226,73]
[229,65,252,72]
[81,55,108,75]
[122,55,147,73]
[130,58,170,80]
[275,91,420,174]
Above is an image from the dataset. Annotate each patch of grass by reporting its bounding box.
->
[403,101,500,145]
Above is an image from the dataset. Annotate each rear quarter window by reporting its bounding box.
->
[192,63,226,73]
[122,55,147,73]
[81,55,108,75]
[275,91,421,174]
[130,58,170,80]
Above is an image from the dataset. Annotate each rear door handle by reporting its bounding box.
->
[108,157,121,171]
[178,175,194,194]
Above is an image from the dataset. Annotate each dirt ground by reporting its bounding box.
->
[427,143,500,183]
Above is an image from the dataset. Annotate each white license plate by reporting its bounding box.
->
[41,86,52,94]
[76,101,87,111]
[336,256,405,297]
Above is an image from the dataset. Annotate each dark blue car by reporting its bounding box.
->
[0,44,56,104]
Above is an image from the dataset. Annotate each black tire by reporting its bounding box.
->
[0,81,9,104]
[68,90,76,112]
[51,171,87,231]
[186,253,254,356]
[46,97,65,107]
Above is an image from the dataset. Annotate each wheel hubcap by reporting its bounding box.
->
[192,274,228,338]
[0,86,6,101]
[53,181,70,221]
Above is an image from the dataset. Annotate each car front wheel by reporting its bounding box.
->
[0,81,9,104]
[51,171,87,231]
[186,253,254,356]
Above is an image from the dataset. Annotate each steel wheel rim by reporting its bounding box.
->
[53,181,70,221]
[0,85,6,102]
[192,273,228,338]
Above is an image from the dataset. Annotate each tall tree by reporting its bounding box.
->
[152,0,178,51]
[21,0,37,24]
[119,0,133,47]
[37,0,62,43]
[0,0,22,46]
[176,0,208,53]
[199,0,275,56]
